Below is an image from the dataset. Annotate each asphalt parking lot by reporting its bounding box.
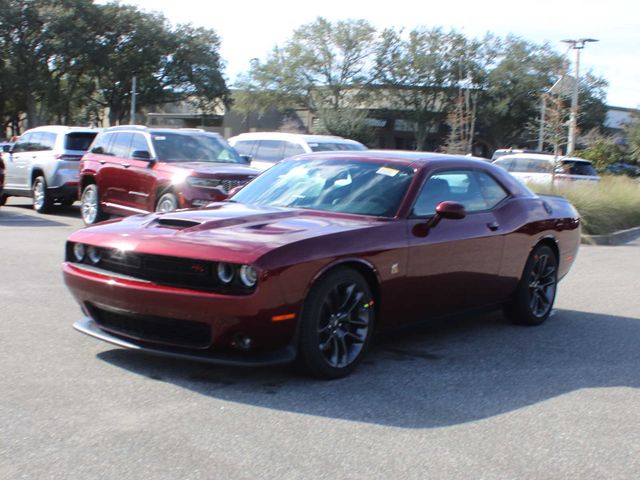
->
[1,197,639,480]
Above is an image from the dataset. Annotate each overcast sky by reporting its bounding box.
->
[112,0,639,108]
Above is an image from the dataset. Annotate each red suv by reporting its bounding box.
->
[79,126,259,225]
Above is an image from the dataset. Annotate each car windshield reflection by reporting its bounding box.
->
[232,158,414,217]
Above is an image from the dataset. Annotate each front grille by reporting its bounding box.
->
[88,304,212,349]
[66,243,255,294]
[221,179,246,193]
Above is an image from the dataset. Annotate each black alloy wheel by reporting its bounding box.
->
[298,268,374,379]
[505,244,558,326]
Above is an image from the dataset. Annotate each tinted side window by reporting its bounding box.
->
[283,141,306,158]
[233,140,256,156]
[130,134,150,156]
[91,133,114,155]
[254,140,284,163]
[13,133,32,153]
[413,170,507,216]
[40,132,57,150]
[111,133,134,158]
[494,158,513,171]
[476,172,509,209]
[26,133,44,152]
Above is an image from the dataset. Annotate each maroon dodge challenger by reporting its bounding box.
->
[63,151,580,378]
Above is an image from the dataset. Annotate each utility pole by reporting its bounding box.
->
[130,76,137,124]
[561,38,598,155]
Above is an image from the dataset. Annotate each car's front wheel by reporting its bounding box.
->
[155,192,178,212]
[32,176,53,213]
[298,268,375,379]
[505,244,558,326]
[80,184,107,225]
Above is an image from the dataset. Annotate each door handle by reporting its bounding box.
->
[487,221,500,231]
[121,162,131,168]
[99,160,106,165]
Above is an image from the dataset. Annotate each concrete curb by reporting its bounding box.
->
[581,226,640,246]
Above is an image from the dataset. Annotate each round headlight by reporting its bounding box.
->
[73,243,85,262]
[87,246,101,264]
[239,265,258,288]
[217,262,234,284]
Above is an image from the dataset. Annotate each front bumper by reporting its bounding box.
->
[63,261,299,355]
[74,317,296,366]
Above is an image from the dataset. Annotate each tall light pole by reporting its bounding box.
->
[561,38,598,155]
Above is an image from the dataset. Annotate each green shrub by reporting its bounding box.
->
[528,176,640,235]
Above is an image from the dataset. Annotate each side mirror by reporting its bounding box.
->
[132,150,151,160]
[413,201,466,237]
[435,201,466,220]
[2,145,11,153]
[239,154,252,164]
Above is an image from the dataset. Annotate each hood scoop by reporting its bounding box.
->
[154,217,203,229]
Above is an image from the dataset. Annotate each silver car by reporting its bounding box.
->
[1,126,99,212]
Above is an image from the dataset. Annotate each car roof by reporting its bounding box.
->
[229,132,361,143]
[291,150,491,167]
[103,126,221,137]
[495,153,593,164]
[25,126,100,134]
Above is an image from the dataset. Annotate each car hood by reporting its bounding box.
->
[68,202,386,265]
[166,162,260,177]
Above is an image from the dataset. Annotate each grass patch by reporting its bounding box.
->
[528,176,640,235]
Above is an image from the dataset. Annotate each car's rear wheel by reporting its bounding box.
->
[80,184,107,225]
[32,176,53,213]
[156,192,178,212]
[505,244,558,326]
[298,268,374,379]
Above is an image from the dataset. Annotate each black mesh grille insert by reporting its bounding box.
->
[89,304,212,349]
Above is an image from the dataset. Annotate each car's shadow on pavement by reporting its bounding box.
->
[97,309,640,428]
[0,206,72,227]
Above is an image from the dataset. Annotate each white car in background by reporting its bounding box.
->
[228,132,367,171]
[493,153,600,186]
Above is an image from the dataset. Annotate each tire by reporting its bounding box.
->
[155,192,178,212]
[297,268,375,379]
[505,244,558,326]
[32,176,53,213]
[80,184,107,225]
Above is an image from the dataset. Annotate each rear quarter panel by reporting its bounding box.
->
[496,195,580,289]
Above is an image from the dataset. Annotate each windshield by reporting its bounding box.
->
[232,158,414,217]
[560,160,597,176]
[308,142,366,152]
[150,132,243,164]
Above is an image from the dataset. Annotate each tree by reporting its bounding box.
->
[476,36,565,150]
[233,17,378,128]
[374,27,492,150]
[624,114,640,163]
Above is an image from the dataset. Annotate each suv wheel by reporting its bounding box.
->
[81,184,107,225]
[156,192,178,212]
[33,176,53,213]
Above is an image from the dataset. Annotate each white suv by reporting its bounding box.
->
[228,132,366,171]
[493,153,600,186]
[1,126,99,212]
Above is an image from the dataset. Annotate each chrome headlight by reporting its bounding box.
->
[87,246,102,264]
[187,177,221,189]
[73,243,85,262]
[239,265,258,288]
[216,262,234,284]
